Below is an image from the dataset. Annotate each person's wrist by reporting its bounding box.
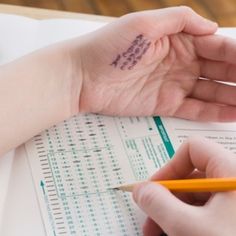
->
[64,38,87,116]
[26,40,84,121]
[0,40,85,154]
[42,39,85,118]
[42,43,80,119]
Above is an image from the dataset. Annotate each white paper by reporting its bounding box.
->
[25,115,236,236]
[26,115,168,235]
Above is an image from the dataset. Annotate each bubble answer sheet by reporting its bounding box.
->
[26,114,236,236]
[1,13,236,236]
[26,115,175,236]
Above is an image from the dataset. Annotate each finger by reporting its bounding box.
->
[190,79,236,106]
[173,98,236,122]
[151,140,194,180]
[152,137,236,180]
[143,217,162,236]
[151,165,205,181]
[167,171,210,205]
[155,171,209,205]
[155,7,217,36]
[135,6,217,38]
[187,170,205,180]
[188,137,236,177]
[178,170,209,204]
[195,34,236,63]
[173,191,210,206]
[187,171,211,203]
[133,182,198,235]
[151,170,211,205]
[171,191,194,204]
[152,169,208,205]
[199,59,236,83]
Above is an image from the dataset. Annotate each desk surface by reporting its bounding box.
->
[1,1,236,26]
[0,3,115,21]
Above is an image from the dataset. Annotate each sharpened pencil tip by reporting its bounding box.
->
[107,187,119,191]
[113,188,122,191]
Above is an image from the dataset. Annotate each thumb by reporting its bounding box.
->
[143,7,218,37]
[133,182,195,234]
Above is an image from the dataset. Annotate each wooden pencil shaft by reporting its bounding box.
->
[116,178,236,192]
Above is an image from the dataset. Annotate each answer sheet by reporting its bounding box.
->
[25,114,236,236]
[26,115,174,236]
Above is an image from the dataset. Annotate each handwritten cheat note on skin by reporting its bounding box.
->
[110,34,151,70]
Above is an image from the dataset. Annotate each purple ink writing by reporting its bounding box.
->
[109,34,151,70]
[110,54,121,67]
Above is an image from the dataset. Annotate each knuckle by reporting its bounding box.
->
[122,12,144,22]
[218,37,229,60]
[225,63,233,81]
[121,11,152,29]
[178,5,193,14]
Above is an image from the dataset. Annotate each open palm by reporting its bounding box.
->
[78,7,236,121]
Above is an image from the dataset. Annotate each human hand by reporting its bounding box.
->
[133,137,236,236]
[70,6,236,121]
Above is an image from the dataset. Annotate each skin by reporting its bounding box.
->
[77,7,236,121]
[133,137,236,236]
[3,6,236,156]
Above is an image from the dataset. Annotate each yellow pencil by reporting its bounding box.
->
[114,178,236,192]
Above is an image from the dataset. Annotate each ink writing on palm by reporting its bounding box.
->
[81,32,200,118]
[79,9,236,121]
[109,34,152,70]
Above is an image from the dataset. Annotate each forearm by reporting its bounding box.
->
[0,42,82,156]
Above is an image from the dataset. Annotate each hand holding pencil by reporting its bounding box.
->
[131,137,236,236]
